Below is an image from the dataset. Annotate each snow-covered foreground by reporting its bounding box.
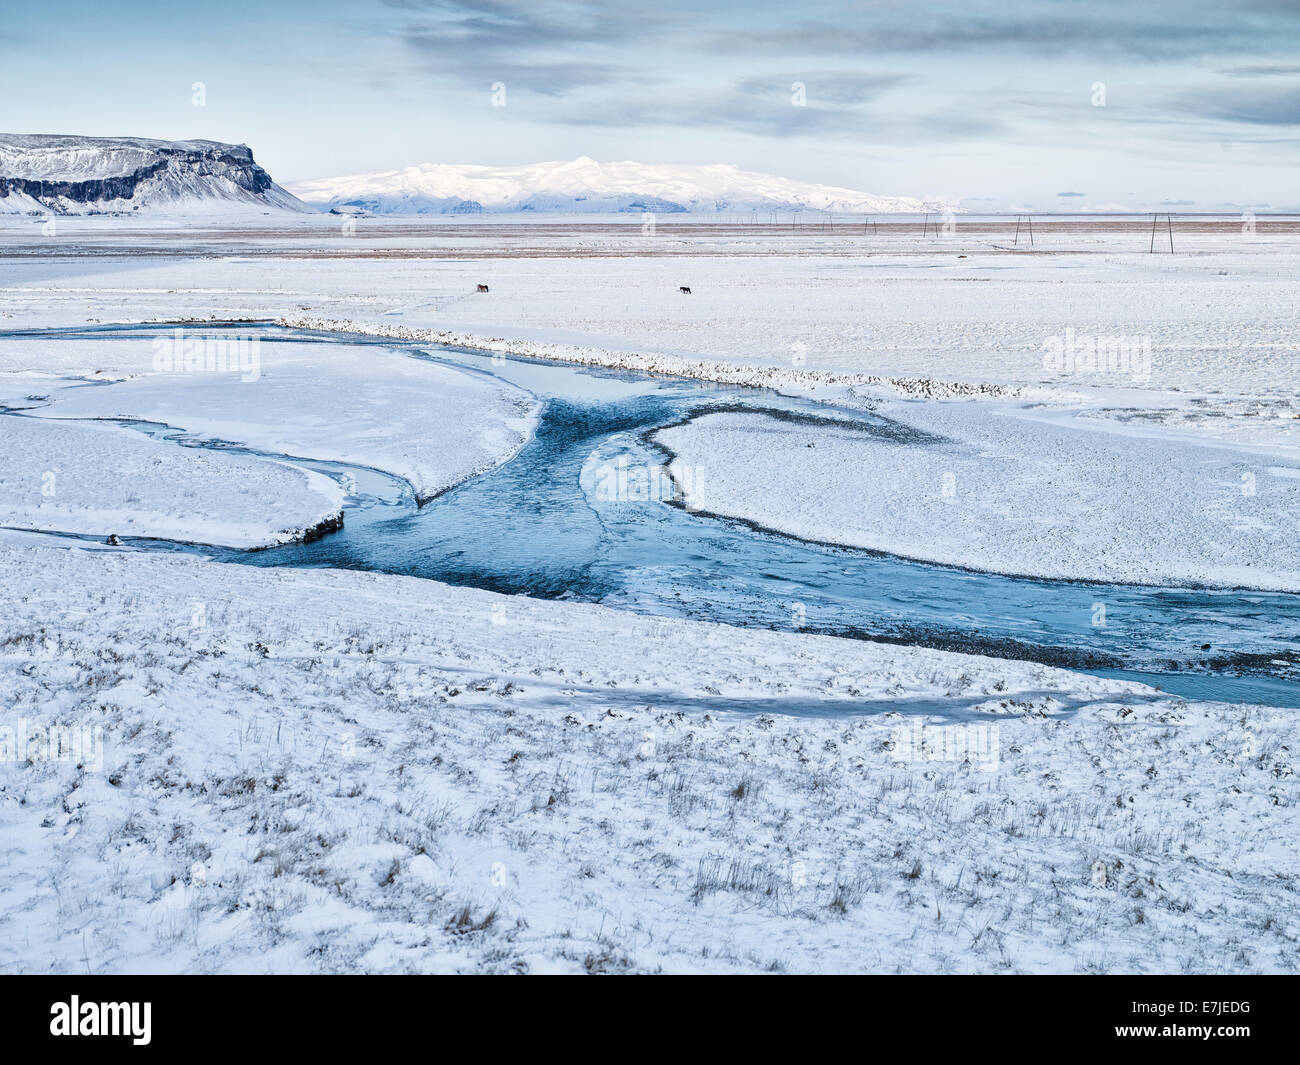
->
[653,403,1300,591]
[3,547,1296,974]
[0,415,342,548]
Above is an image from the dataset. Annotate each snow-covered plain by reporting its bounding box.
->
[4,333,541,505]
[652,403,1300,590]
[1,217,1294,451]
[1,216,1297,973]
[0,415,343,548]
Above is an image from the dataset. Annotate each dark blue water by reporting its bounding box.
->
[6,322,1299,707]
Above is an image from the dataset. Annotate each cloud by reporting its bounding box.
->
[1176,84,1300,125]
[372,0,1300,149]
[390,0,673,95]
[559,95,874,138]
[557,83,1002,142]
[1219,64,1300,77]
[711,5,1296,63]
[1056,191,1085,197]
[735,71,913,106]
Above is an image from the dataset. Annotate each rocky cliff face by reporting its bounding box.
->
[0,135,313,214]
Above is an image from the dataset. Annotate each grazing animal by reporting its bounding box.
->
[476,284,490,293]
[679,286,692,294]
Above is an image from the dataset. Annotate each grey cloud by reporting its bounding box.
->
[1219,64,1300,78]
[1177,85,1300,125]
[558,90,1002,142]
[392,0,674,95]
[374,0,1300,142]
[735,71,914,106]
[714,13,1282,63]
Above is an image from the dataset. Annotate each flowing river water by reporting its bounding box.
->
[6,322,1299,708]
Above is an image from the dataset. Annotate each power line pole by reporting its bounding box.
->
[1150,213,1175,253]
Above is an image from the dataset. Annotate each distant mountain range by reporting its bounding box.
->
[0,135,312,215]
[287,157,945,215]
[0,139,948,217]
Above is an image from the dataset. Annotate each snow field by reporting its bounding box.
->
[2,548,1295,973]
[6,332,542,505]
[651,401,1300,590]
[1,223,1298,973]
[0,415,343,548]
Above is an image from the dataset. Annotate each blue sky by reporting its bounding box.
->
[4,0,1299,210]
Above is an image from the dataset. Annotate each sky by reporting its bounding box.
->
[3,0,1299,211]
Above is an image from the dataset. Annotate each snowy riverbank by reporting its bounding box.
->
[651,401,1300,591]
[0,415,344,549]
[3,547,1295,974]
[4,331,541,505]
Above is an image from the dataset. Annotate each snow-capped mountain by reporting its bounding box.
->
[287,157,945,215]
[0,135,314,215]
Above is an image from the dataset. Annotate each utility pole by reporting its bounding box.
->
[1149,213,1174,253]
